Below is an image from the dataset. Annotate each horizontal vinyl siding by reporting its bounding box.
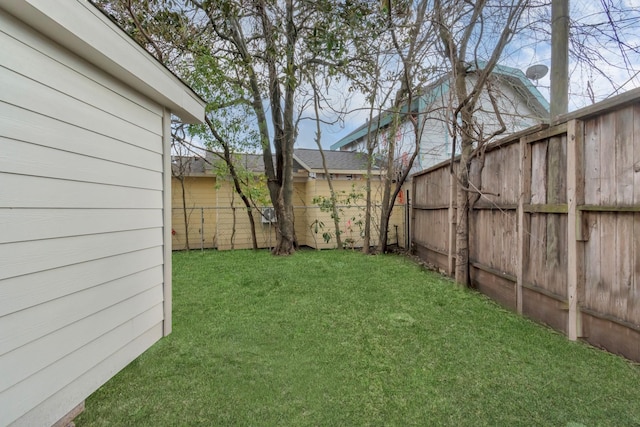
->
[0,274,163,389]
[0,10,167,427]
[11,324,163,427]
[0,247,164,317]
[0,103,162,171]
[0,208,163,244]
[1,137,162,190]
[0,173,162,209]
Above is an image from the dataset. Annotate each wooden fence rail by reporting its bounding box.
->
[411,88,640,362]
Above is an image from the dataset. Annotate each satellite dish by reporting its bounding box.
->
[525,64,549,81]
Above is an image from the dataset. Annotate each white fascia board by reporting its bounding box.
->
[292,154,312,173]
[0,0,205,124]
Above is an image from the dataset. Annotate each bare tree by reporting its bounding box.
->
[191,0,372,254]
[170,134,195,251]
[434,0,529,286]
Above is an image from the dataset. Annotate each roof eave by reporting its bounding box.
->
[0,0,205,124]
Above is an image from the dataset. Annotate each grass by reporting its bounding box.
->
[77,249,640,426]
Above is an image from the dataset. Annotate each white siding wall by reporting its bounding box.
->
[0,10,168,427]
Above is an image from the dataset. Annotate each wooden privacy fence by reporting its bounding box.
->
[412,88,640,362]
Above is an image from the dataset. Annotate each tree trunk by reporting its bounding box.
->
[454,156,471,287]
[312,83,343,250]
[377,114,401,253]
[454,86,474,286]
[362,148,373,254]
[220,145,259,250]
[179,176,190,251]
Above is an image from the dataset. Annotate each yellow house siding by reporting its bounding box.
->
[171,172,407,251]
[215,179,278,250]
[171,176,217,250]
[293,182,308,247]
[304,177,371,249]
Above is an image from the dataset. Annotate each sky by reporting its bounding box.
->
[292,0,640,150]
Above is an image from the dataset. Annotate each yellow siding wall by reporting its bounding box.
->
[302,176,407,250]
[292,182,308,248]
[216,179,273,250]
[171,176,217,250]
[172,174,407,251]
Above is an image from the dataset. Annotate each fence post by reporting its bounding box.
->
[200,207,204,251]
[566,119,584,340]
[517,137,532,314]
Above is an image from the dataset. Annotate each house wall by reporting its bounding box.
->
[0,9,170,426]
[171,176,217,250]
[302,176,406,250]
[213,180,310,251]
[171,174,406,251]
[338,75,545,173]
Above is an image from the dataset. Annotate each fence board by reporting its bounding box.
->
[600,112,617,205]
[615,106,635,205]
[412,91,640,361]
[632,212,640,324]
[503,143,521,204]
[584,212,604,311]
[634,105,640,205]
[600,213,618,316]
[544,214,568,298]
[526,213,546,287]
[531,141,548,204]
[616,213,634,323]
[584,117,601,205]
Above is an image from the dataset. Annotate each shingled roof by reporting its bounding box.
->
[293,148,376,172]
[172,149,377,176]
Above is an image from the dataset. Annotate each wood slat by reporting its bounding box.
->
[616,213,634,322]
[599,213,618,315]
[583,116,601,205]
[615,106,635,205]
[530,141,548,204]
[634,105,640,205]
[600,112,617,205]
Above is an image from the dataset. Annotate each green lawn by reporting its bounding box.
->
[77,250,640,426]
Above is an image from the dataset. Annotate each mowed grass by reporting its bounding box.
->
[77,249,640,426]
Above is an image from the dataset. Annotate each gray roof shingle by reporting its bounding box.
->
[172,148,373,176]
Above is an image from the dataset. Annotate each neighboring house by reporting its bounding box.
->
[0,1,205,426]
[331,63,550,172]
[171,149,407,250]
